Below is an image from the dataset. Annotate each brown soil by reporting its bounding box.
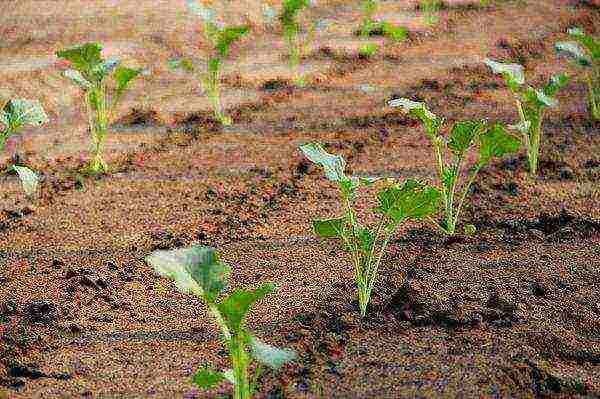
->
[1,0,599,398]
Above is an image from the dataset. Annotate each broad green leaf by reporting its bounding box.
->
[387,98,443,138]
[217,283,275,332]
[56,43,104,81]
[381,22,408,41]
[448,120,486,155]
[1,99,49,132]
[64,69,93,90]
[187,0,216,22]
[12,165,38,198]
[484,58,525,90]
[222,369,235,384]
[555,41,592,67]
[216,25,250,57]
[524,87,558,108]
[114,66,142,98]
[375,179,441,223]
[313,217,345,238]
[168,58,195,72]
[544,74,570,97]
[250,335,296,370]
[357,227,374,253]
[478,123,521,166]
[193,364,226,389]
[568,27,600,60]
[299,143,346,182]
[145,245,230,302]
[441,166,458,192]
[281,0,310,27]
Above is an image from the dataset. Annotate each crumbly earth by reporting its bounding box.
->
[1,0,599,398]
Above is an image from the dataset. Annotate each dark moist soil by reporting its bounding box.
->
[1,1,600,398]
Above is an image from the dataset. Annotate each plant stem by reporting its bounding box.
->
[587,73,599,121]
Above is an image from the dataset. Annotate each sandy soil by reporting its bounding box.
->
[1,0,600,398]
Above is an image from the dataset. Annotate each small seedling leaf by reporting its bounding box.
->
[479,124,521,166]
[299,143,346,182]
[544,74,570,97]
[56,43,104,80]
[250,335,297,370]
[114,66,142,98]
[375,179,441,223]
[1,99,49,131]
[91,58,120,82]
[217,283,275,332]
[525,87,558,108]
[12,165,38,198]
[568,27,600,60]
[64,69,93,89]
[484,58,525,89]
[448,120,486,155]
[555,41,592,67]
[313,217,346,238]
[508,120,531,135]
[168,58,195,72]
[387,98,443,137]
[193,364,226,389]
[145,245,230,302]
[216,25,250,57]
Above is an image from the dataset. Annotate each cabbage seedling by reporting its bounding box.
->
[146,245,296,399]
[485,58,569,175]
[56,43,142,174]
[555,28,599,121]
[278,0,312,86]
[357,0,407,57]
[171,1,250,125]
[0,98,48,198]
[299,143,440,317]
[388,98,521,236]
[421,0,442,26]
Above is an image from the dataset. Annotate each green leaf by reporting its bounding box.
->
[250,335,296,370]
[357,227,374,253]
[299,143,346,182]
[64,69,93,90]
[281,0,310,27]
[381,22,408,41]
[441,166,458,192]
[217,283,275,332]
[387,98,443,138]
[168,58,195,72]
[56,43,104,81]
[12,165,38,198]
[524,87,558,108]
[313,217,346,238]
[484,58,525,90]
[568,27,600,60]
[0,99,49,132]
[145,245,230,302]
[91,58,120,82]
[555,41,592,67]
[114,66,142,98]
[193,364,226,389]
[507,120,531,135]
[478,123,521,166]
[448,120,486,155]
[544,74,570,97]
[375,179,441,223]
[216,25,250,58]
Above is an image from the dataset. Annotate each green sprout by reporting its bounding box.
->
[388,98,521,236]
[299,143,440,317]
[56,43,142,174]
[358,0,408,57]
[485,58,569,175]
[555,27,600,121]
[146,245,296,399]
[278,0,312,86]
[170,1,250,126]
[0,98,49,198]
[421,0,442,26]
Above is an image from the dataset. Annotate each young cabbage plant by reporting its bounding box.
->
[299,143,440,317]
[277,0,312,86]
[0,99,48,198]
[555,28,599,121]
[170,1,249,126]
[56,43,141,174]
[484,58,569,175]
[388,98,521,236]
[421,0,442,26]
[357,0,407,57]
[146,245,296,399]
